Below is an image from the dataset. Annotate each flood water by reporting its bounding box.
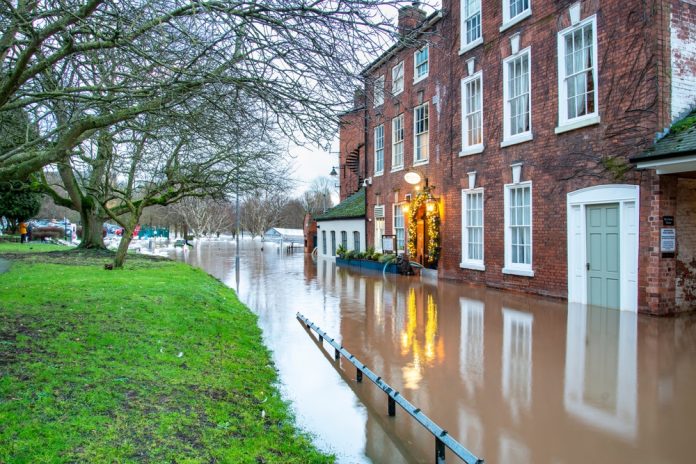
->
[168,239,696,464]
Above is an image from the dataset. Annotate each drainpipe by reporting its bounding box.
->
[363,82,369,252]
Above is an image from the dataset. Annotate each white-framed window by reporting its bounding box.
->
[461,188,484,270]
[374,75,385,107]
[331,230,336,256]
[414,45,429,82]
[502,0,531,31]
[461,72,484,155]
[392,114,404,170]
[374,125,384,175]
[503,182,533,276]
[392,61,404,96]
[353,231,360,252]
[341,231,347,249]
[414,103,429,164]
[556,16,599,133]
[374,205,385,252]
[502,48,532,146]
[461,0,482,52]
[393,204,405,251]
[322,230,327,255]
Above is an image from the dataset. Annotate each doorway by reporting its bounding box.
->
[586,204,620,309]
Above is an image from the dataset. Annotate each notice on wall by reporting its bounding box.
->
[382,235,395,253]
[661,228,676,253]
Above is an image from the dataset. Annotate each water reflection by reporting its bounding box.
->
[169,240,696,464]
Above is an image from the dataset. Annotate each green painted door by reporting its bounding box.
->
[586,204,620,309]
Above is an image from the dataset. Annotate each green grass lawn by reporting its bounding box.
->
[0,241,72,253]
[0,247,331,463]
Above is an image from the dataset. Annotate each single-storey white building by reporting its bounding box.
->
[315,188,366,258]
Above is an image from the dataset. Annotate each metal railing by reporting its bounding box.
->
[296,312,485,464]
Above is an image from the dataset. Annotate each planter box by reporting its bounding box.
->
[336,257,400,274]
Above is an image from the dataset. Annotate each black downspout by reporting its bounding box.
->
[363,80,370,253]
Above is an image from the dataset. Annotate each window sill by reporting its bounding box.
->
[460,262,486,271]
[500,10,532,33]
[459,37,483,56]
[374,171,383,177]
[502,266,535,277]
[413,74,428,85]
[413,160,429,167]
[555,115,601,134]
[459,145,484,157]
[390,166,404,173]
[392,89,403,97]
[500,132,533,148]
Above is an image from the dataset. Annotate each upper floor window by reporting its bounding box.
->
[461,0,482,51]
[461,72,484,155]
[374,125,384,175]
[557,16,599,132]
[414,45,429,83]
[374,75,385,107]
[414,103,429,164]
[392,61,404,95]
[502,0,530,30]
[392,114,404,170]
[502,48,532,146]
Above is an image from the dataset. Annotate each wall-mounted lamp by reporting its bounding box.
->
[329,166,338,177]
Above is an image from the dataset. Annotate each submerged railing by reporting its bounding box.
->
[296,312,485,464]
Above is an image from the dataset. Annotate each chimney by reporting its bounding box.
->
[353,87,366,110]
[398,2,427,37]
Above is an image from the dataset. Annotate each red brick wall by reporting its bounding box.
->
[338,109,366,200]
[341,0,688,312]
[676,177,696,310]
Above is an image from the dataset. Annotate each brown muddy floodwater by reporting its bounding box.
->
[168,239,696,464]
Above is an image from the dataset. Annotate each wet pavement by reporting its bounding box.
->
[168,239,696,464]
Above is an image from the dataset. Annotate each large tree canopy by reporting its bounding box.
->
[0,0,406,181]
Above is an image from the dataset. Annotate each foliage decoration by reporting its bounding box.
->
[406,191,440,268]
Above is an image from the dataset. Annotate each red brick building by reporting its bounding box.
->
[338,0,696,314]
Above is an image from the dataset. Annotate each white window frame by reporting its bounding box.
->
[340,230,348,249]
[353,230,361,252]
[414,102,429,165]
[374,124,384,176]
[414,45,429,83]
[503,181,533,277]
[555,15,600,134]
[461,71,484,156]
[374,205,385,252]
[501,0,532,32]
[461,188,485,271]
[374,75,385,107]
[501,47,533,147]
[391,114,404,171]
[460,0,483,54]
[393,203,405,252]
[392,61,404,96]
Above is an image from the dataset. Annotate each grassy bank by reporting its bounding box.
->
[0,245,331,463]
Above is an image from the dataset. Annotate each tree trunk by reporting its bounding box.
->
[78,204,105,249]
[114,228,134,268]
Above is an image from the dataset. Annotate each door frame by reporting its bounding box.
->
[567,185,639,312]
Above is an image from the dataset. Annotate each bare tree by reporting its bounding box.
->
[241,191,289,238]
[0,0,418,181]
[172,197,234,237]
[301,176,337,216]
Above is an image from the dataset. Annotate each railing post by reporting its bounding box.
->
[334,348,340,361]
[436,437,446,464]
[356,368,363,383]
[388,396,396,416]
[318,335,323,344]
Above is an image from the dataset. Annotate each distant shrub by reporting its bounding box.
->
[31,226,64,241]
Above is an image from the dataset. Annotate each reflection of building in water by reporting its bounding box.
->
[460,297,484,395]
[499,432,531,464]
[564,304,637,441]
[502,309,533,420]
[399,288,441,390]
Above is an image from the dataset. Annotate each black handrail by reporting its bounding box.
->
[296,312,485,464]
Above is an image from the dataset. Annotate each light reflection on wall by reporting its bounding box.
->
[399,288,441,390]
[564,304,637,441]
